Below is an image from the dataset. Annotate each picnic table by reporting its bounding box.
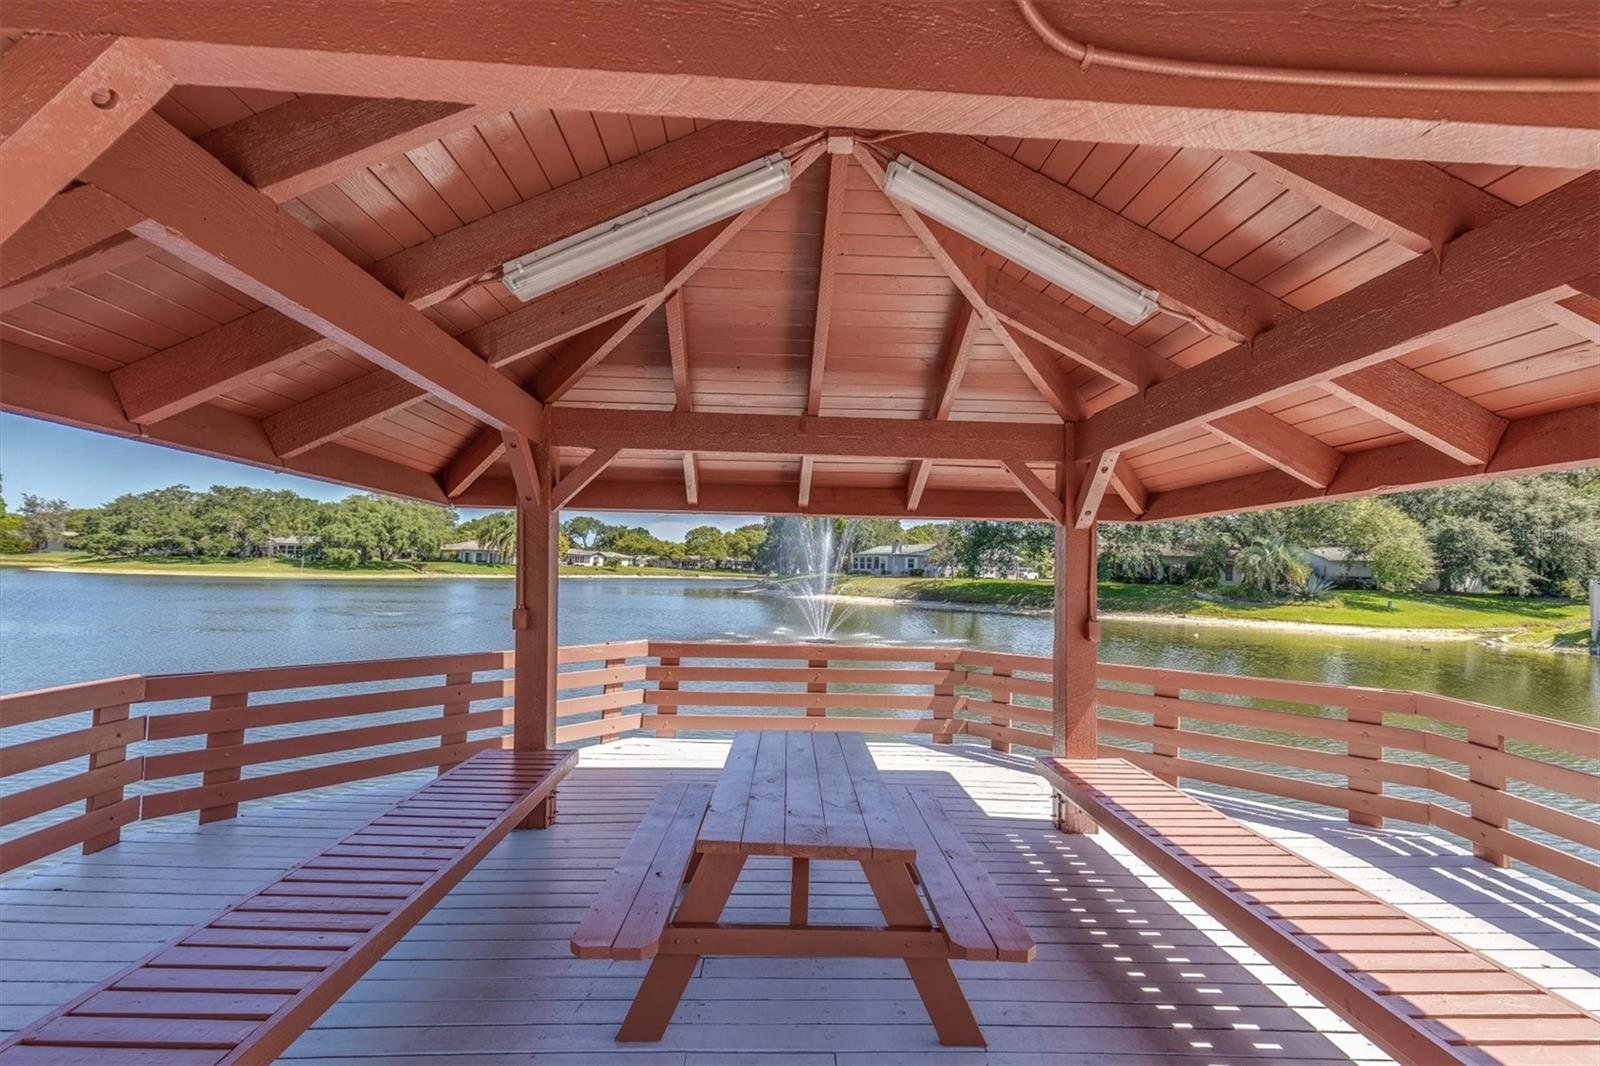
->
[572,730,1034,1046]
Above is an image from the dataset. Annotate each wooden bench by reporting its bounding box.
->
[1,747,576,1066]
[1040,757,1600,1066]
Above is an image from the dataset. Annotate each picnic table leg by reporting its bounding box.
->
[862,860,985,1047]
[618,852,746,1042]
[791,858,809,926]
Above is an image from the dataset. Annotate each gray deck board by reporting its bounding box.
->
[2,737,1597,1063]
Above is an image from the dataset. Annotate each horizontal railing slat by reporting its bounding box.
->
[141,652,513,701]
[0,797,140,874]
[146,679,511,740]
[0,718,147,779]
[0,759,145,827]
[0,676,144,729]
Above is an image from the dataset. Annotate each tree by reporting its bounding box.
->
[939,521,1025,578]
[1235,536,1308,596]
[563,515,607,548]
[683,525,729,560]
[1428,516,1519,593]
[0,479,28,553]
[1097,523,1169,582]
[724,523,765,562]
[316,495,456,564]
[20,494,70,550]
[463,512,517,563]
[1345,499,1433,592]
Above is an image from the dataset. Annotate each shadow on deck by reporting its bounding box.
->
[3,737,1596,1064]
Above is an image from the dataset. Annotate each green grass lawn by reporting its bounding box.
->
[0,552,754,580]
[833,575,1587,636]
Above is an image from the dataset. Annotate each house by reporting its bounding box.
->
[599,551,640,567]
[1305,546,1374,587]
[260,535,308,559]
[36,530,78,552]
[442,540,506,565]
[848,541,941,577]
[565,549,605,567]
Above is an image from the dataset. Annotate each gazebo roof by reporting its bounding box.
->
[2,3,1596,525]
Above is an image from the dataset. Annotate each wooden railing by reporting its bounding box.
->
[2,639,1596,893]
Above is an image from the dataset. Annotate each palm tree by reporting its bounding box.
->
[475,513,517,564]
[1235,536,1307,596]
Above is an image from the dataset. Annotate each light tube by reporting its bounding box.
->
[501,152,791,302]
[882,156,1158,325]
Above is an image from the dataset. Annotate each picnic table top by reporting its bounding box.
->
[696,731,917,863]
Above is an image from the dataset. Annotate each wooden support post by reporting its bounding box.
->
[989,667,1013,754]
[82,702,131,854]
[1053,446,1099,832]
[438,670,471,775]
[1346,706,1385,828]
[509,432,557,754]
[601,656,626,742]
[807,657,828,719]
[1151,684,1181,786]
[199,692,246,825]
[655,655,679,738]
[791,858,810,926]
[1468,726,1510,868]
[932,658,956,744]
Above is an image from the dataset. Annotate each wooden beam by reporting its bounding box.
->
[806,152,849,416]
[82,116,543,440]
[1073,451,1120,529]
[1231,152,1509,255]
[112,310,322,424]
[889,134,1295,343]
[1324,362,1508,465]
[1078,174,1600,458]
[371,121,817,309]
[1007,332,1086,423]
[12,4,1598,167]
[681,452,699,506]
[1108,454,1148,517]
[1052,519,1098,767]
[550,409,1065,464]
[501,430,544,509]
[505,430,557,751]
[906,460,933,512]
[1542,293,1600,344]
[1003,460,1065,523]
[798,455,816,508]
[2,95,495,309]
[1,340,449,504]
[987,270,1176,391]
[552,447,621,511]
[1138,403,1600,522]
[442,428,506,500]
[266,256,660,455]
[0,36,171,243]
[1205,408,1344,488]
[666,288,693,411]
[928,300,980,420]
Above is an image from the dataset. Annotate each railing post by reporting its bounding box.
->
[807,657,828,720]
[988,666,1012,754]
[1346,704,1384,828]
[932,657,956,744]
[601,656,626,742]
[1151,684,1180,786]
[82,702,131,854]
[655,655,679,738]
[1468,726,1510,867]
[199,692,246,825]
[439,670,471,774]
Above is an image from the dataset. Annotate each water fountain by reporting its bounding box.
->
[762,516,865,642]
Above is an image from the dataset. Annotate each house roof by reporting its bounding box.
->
[1306,545,1366,563]
[443,540,491,552]
[855,543,936,556]
[2,7,1595,526]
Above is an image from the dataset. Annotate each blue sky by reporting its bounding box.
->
[0,413,754,539]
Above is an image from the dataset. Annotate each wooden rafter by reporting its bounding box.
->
[664,288,699,507]
[1078,174,1600,458]
[853,145,1084,422]
[681,453,700,507]
[1230,152,1509,255]
[1542,292,1600,344]
[10,4,1597,166]
[551,447,621,511]
[986,270,1176,392]
[550,410,1064,464]
[0,36,171,243]
[1073,451,1121,529]
[888,134,1294,343]
[2,95,494,308]
[82,116,544,440]
[807,151,849,416]
[442,429,507,500]
[906,460,934,512]
[907,299,982,510]
[265,257,661,457]
[798,456,816,508]
[1107,455,1148,517]
[1003,461,1065,523]
[1324,362,1508,466]
[1205,408,1344,488]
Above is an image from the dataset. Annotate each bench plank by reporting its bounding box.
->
[1040,757,1599,1066]
[612,785,713,959]
[1,748,575,1066]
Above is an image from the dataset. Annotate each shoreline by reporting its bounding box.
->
[5,563,755,582]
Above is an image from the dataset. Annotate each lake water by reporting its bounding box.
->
[2,570,1594,723]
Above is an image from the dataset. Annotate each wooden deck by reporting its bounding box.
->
[2,737,1596,1064]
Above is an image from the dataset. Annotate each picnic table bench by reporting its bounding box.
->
[1041,757,1600,1066]
[0,747,576,1066]
[573,730,1033,1046]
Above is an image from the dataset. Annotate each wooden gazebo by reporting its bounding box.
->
[1,4,1597,1064]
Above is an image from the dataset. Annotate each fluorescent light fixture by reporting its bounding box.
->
[882,155,1158,325]
[502,152,791,302]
